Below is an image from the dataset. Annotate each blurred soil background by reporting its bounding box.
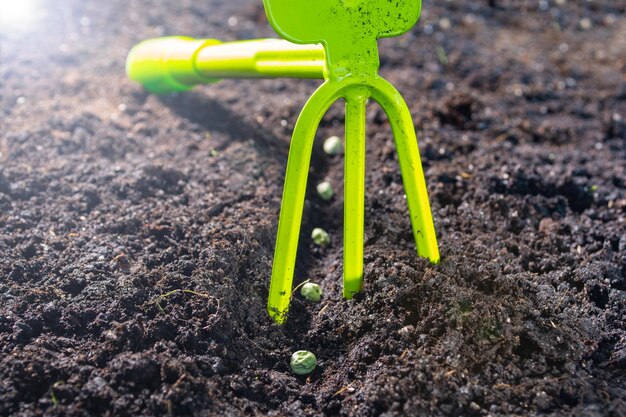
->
[0,0,625,416]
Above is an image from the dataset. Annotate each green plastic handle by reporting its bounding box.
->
[126,37,325,93]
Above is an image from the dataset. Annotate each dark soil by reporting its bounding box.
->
[1,0,625,416]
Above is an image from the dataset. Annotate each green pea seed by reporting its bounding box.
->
[290,350,317,375]
[300,282,323,302]
[311,227,330,247]
[323,135,343,155]
[316,181,334,201]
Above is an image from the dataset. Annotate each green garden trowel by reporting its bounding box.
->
[127,0,440,324]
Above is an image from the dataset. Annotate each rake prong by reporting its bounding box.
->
[343,88,368,298]
[370,77,440,264]
[267,81,345,323]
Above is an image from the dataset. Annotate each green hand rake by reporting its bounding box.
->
[127,0,440,324]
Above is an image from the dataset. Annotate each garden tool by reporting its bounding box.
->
[127,0,440,325]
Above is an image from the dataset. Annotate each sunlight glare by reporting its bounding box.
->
[0,0,42,31]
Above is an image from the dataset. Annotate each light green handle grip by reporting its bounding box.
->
[126,37,326,94]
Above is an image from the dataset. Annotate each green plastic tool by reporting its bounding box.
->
[127,0,440,325]
[127,37,326,93]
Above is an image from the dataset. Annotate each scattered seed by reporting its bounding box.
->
[323,135,343,155]
[300,282,323,302]
[316,181,334,201]
[290,350,317,375]
[311,228,330,247]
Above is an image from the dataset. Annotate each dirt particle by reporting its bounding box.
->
[538,218,558,235]
[12,321,33,344]
[585,281,609,309]
[436,92,483,129]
